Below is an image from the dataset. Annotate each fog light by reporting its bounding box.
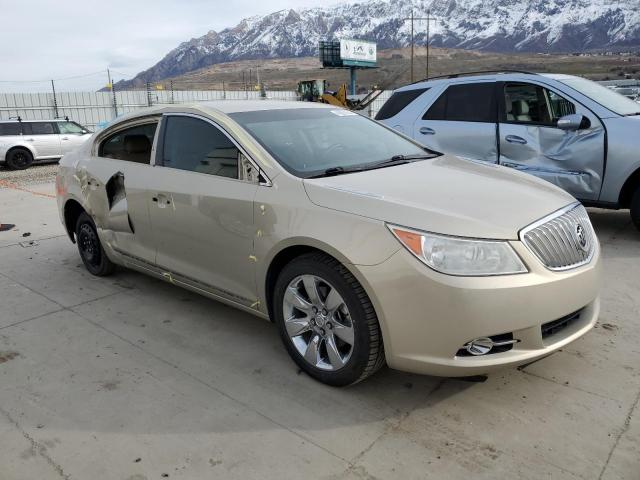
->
[463,336,519,356]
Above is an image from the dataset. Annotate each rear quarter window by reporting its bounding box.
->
[375,88,429,120]
[0,123,22,136]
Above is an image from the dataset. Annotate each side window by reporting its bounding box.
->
[58,122,86,135]
[161,116,239,179]
[423,83,495,122]
[375,88,429,120]
[98,123,157,164]
[26,122,56,135]
[0,123,22,136]
[503,83,576,126]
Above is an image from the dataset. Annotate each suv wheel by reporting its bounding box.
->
[75,212,116,276]
[631,186,640,231]
[273,252,385,386]
[6,148,33,170]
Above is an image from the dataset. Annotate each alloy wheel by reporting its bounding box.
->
[282,274,355,371]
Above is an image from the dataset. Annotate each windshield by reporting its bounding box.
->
[558,77,640,116]
[230,108,432,178]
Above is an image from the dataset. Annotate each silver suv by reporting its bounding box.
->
[376,71,640,230]
[0,118,91,170]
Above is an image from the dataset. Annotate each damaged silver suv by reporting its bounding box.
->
[377,72,640,230]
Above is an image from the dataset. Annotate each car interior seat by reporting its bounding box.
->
[123,135,152,163]
[512,100,532,122]
[505,97,515,121]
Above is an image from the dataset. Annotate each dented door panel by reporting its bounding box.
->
[498,81,605,202]
[498,123,605,200]
[78,156,156,264]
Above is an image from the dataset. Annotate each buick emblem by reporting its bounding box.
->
[574,224,589,252]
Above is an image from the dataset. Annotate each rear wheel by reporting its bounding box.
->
[6,148,33,170]
[273,252,385,386]
[75,212,115,276]
[631,186,640,231]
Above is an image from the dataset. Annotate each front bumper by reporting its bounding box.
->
[355,239,601,377]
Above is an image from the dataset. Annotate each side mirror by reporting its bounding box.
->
[557,114,590,131]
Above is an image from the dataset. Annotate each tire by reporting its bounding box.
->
[75,212,116,277]
[631,186,640,232]
[273,252,385,386]
[6,148,33,170]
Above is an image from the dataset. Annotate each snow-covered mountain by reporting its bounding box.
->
[121,0,640,86]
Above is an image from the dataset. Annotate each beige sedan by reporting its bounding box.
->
[56,101,600,386]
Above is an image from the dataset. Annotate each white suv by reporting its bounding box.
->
[0,119,91,170]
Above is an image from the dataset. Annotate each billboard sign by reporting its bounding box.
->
[340,39,377,67]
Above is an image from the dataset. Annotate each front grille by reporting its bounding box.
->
[521,203,595,271]
[541,310,581,339]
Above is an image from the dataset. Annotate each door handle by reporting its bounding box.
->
[419,127,436,135]
[61,137,69,141]
[505,135,527,145]
[26,138,34,142]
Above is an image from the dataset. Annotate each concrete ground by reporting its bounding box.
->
[0,165,638,480]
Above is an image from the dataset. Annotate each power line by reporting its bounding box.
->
[0,69,109,84]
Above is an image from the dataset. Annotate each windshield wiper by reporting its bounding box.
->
[308,165,365,178]
[624,112,640,116]
[308,153,436,179]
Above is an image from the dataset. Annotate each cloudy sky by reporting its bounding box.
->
[0,0,341,92]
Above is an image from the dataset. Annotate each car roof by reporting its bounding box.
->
[198,100,332,114]
[0,118,73,123]
[395,72,580,92]
[103,100,337,128]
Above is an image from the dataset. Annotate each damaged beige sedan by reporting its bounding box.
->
[56,101,601,386]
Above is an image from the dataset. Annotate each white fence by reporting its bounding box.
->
[0,90,299,129]
[0,89,392,128]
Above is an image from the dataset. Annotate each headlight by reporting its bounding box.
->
[388,225,527,276]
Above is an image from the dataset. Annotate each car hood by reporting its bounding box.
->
[303,155,576,240]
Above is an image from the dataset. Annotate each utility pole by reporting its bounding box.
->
[107,69,118,117]
[425,10,436,80]
[403,10,437,82]
[51,80,59,118]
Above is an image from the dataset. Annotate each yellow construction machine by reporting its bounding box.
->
[297,79,384,111]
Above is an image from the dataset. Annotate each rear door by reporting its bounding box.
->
[147,114,258,307]
[22,122,61,158]
[412,82,498,162]
[497,81,605,201]
[77,119,159,265]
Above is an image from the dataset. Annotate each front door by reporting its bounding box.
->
[497,81,605,201]
[78,120,159,265]
[412,82,498,162]
[148,114,258,307]
[57,121,91,155]
[22,121,61,158]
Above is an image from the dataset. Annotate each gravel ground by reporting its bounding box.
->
[0,163,59,186]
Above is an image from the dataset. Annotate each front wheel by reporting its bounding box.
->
[75,212,116,276]
[273,252,385,386]
[631,187,640,232]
